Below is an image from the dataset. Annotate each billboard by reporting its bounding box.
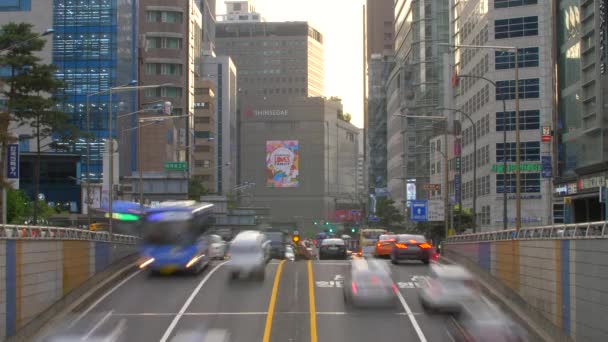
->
[266,140,299,187]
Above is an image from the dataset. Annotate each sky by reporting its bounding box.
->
[215,0,366,128]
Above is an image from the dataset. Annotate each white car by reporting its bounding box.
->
[419,264,480,313]
[207,234,227,260]
[285,245,295,261]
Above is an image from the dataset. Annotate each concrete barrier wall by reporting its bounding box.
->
[446,239,608,342]
[0,240,136,339]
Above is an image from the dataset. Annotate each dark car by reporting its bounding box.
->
[343,259,399,308]
[264,231,287,259]
[319,238,347,260]
[390,234,434,264]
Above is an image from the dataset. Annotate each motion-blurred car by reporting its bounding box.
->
[390,234,434,265]
[343,259,399,308]
[374,234,397,257]
[419,264,479,313]
[319,238,347,260]
[264,231,287,259]
[207,234,227,260]
[227,231,270,281]
[447,298,528,342]
[285,245,295,261]
[171,329,231,342]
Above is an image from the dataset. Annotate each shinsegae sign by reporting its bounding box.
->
[491,163,541,173]
[254,109,288,116]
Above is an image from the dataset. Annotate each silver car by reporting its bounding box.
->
[227,231,270,281]
[418,264,479,313]
[343,259,399,308]
[207,234,227,260]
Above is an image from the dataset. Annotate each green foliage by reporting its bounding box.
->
[188,179,210,200]
[7,189,28,224]
[376,198,404,228]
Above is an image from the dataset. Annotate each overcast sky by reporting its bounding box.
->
[215,0,366,128]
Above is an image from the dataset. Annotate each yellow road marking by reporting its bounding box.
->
[307,260,318,342]
[263,260,285,342]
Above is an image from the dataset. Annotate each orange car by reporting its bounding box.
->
[374,234,397,257]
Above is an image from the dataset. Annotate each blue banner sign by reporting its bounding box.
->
[410,200,428,222]
[6,144,19,179]
[541,156,552,178]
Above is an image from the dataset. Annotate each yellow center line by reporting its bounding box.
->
[263,260,285,342]
[307,260,318,342]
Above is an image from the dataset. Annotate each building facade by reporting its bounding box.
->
[239,97,360,228]
[552,0,608,223]
[202,55,238,195]
[387,0,450,215]
[450,0,554,230]
[215,20,325,100]
[366,0,394,58]
[192,79,217,190]
[136,0,202,175]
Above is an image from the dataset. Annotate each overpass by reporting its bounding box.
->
[0,225,138,340]
[445,221,608,342]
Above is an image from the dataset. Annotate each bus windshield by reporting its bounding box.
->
[141,210,201,246]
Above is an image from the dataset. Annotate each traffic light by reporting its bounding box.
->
[351,227,356,233]
[329,228,334,233]
[292,234,300,243]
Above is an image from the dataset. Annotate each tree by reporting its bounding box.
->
[188,179,210,200]
[1,23,73,225]
[6,188,28,224]
[376,198,404,228]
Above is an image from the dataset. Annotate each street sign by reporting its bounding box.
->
[410,200,427,222]
[541,156,552,178]
[541,126,552,142]
[427,200,445,221]
[423,184,441,191]
[164,161,187,171]
[6,144,19,179]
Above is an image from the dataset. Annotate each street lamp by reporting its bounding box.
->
[393,113,450,239]
[456,74,509,231]
[106,83,173,236]
[441,43,522,231]
[436,107,477,232]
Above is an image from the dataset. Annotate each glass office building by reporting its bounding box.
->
[52,0,138,181]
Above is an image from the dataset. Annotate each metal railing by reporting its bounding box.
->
[446,221,608,243]
[0,225,140,244]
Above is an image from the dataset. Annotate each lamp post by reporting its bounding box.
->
[456,74,509,230]
[441,43,521,231]
[106,83,173,236]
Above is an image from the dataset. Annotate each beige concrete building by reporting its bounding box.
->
[192,79,217,191]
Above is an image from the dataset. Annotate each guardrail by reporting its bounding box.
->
[446,221,608,243]
[0,224,140,244]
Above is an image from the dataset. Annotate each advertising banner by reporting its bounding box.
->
[266,140,299,187]
[6,144,19,179]
[541,156,552,178]
[332,210,362,223]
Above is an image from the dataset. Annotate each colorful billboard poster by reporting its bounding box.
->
[266,140,299,187]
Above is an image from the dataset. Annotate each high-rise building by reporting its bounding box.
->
[215,17,324,99]
[366,0,394,58]
[202,56,238,195]
[365,0,394,195]
[552,0,608,224]
[449,0,554,230]
[51,0,139,182]
[192,79,217,191]
[387,0,449,214]
[136,0,202,174]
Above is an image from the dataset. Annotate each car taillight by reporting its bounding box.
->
[395,243,408,249]
[419,243,432,249]
[351,281,358,294]
[376,242,381,247]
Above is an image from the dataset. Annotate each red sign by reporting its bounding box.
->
[541,126,551,142]
[332,210,362,223]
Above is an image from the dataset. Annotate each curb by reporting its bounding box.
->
[6,255,138,342]
[438,255,554,342]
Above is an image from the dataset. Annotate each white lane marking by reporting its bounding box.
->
[396,290,428,342]
[82,310,113,340]
[314,262,350,266]
[294,268,299,299]
[70,270,142,328]
[159,261,228,342]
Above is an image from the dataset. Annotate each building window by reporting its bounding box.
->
[144,86,183,98]
[145,63,182,76]
[480,205,491,225]
[495,47,539,69]
[494,0,537,9]
[147,37,182,49]
[496,142,540,162]
[146,10,183,24]
[496,110,540,131]
[195,131,211,139]
[195,116,211,124]
[494,16,538,39]
[496,173,540,193]
[18,135,30,152]
[195,145,211,153]
[496,78,540,100]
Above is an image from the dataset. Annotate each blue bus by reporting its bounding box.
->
[138,201,215,275]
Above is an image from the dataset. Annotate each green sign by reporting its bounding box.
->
[491,163,541,173]
[164,161,188,171]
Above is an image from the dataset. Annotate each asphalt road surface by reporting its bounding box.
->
[36,257,498,342]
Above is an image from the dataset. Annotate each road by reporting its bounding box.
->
[38,258,458,341]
